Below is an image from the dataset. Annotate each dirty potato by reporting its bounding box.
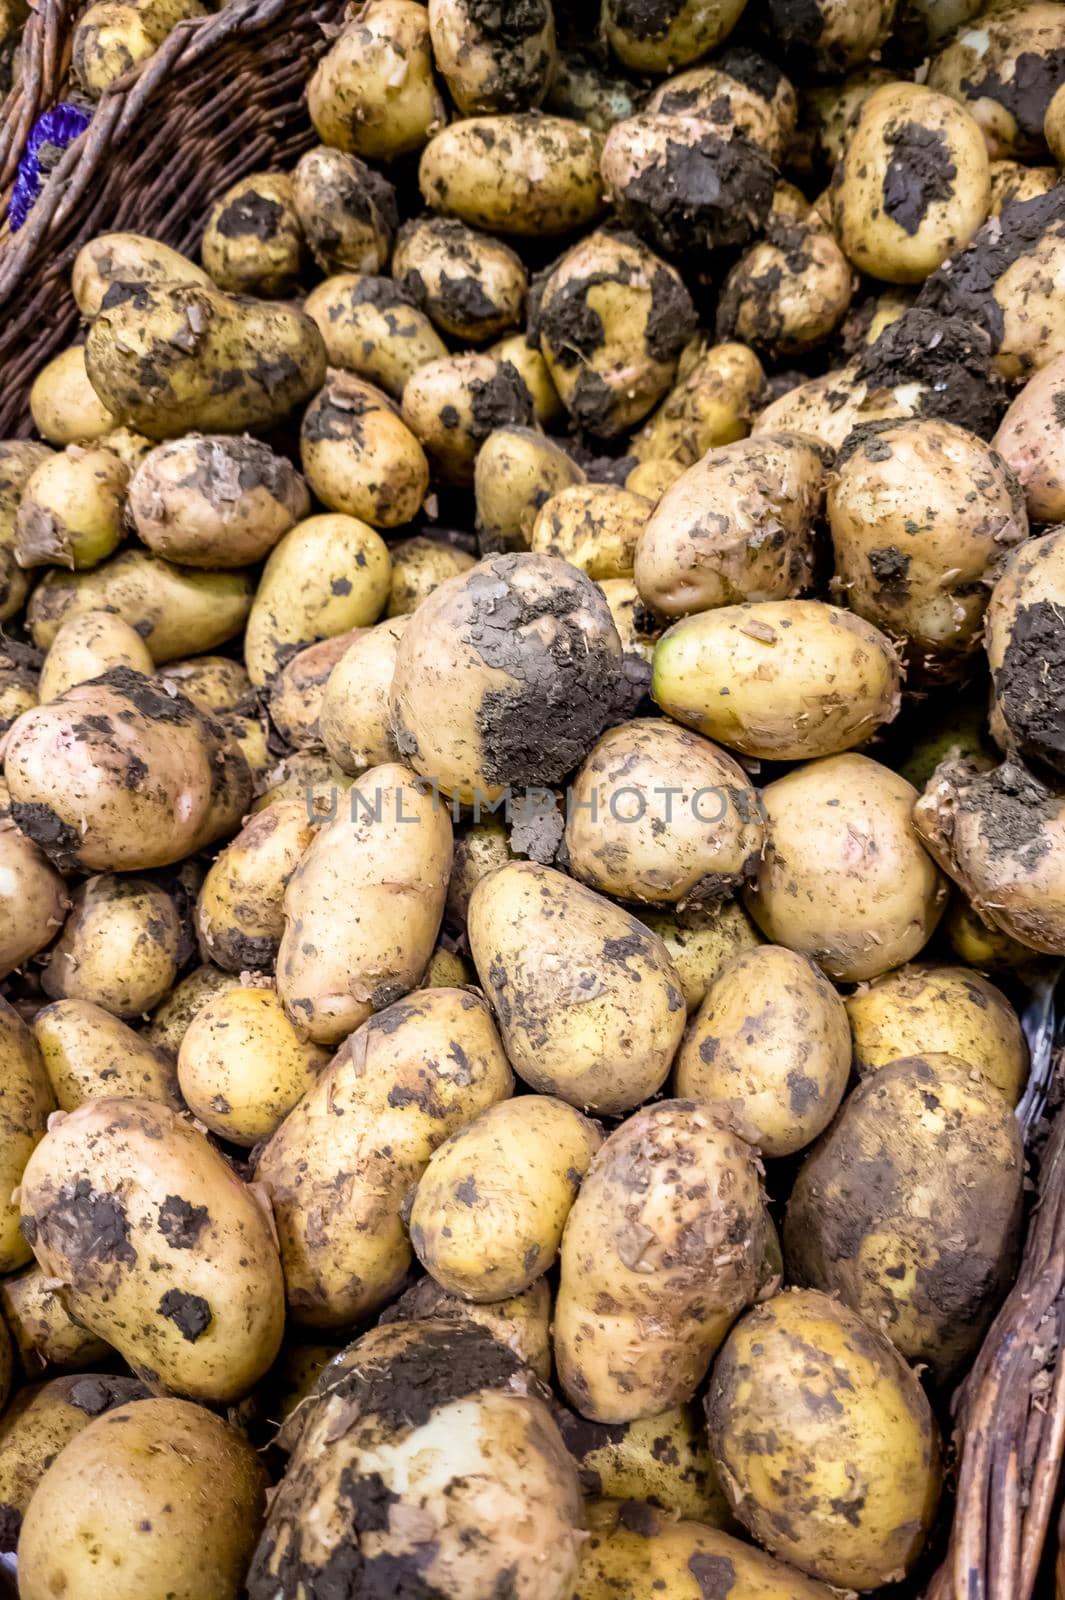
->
[196,799,317,973]
[0,1001,54,1273]
[428,0,556,113]
[304,275,448,395]
[15,444,128,571]
[530,482,649,577]
[419,114,604,235]
[475,427,584,553]
[387,536,476,615]
[32,998,180,1111]
[30,345,115,445]
[40,875,182,1016]
[201,172,303,296]
[631,339,766,467]
[0,811,68,980]
[393,215,527,342]
[401,352,533,485]
[307,0,446,160]
[37,609,153,701]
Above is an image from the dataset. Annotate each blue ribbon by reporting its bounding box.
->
[8,101,91,232]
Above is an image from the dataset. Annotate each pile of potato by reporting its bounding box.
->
[5,0,1065,1595]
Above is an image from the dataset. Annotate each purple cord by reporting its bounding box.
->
[8,101,91,231]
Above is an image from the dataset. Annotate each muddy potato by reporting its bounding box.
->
[546,46,642,130]
[489,333,565,426]
[419,113,604,235]
[602,0,744,72]
[469,861,685,1114]
[598,576,661,664]
[401,352,534,485]
[30,345,115,445]
[556,1405,730,1524]
[0,813,68,979]
[717,197,855,356]
[85,280,326,439]
[318,616,407,773]
[0,441,51,621]
[15,444,128,571]
[196,800,316,973]
[634,432,823,618]
[300,371,429,529]
[746,753,948,982]
[707,1288,941,1591]
[38,609,152,701]
[387,536,476,616]
[156,654,252,717]
[145,963,241,1059]
[646,50,798,162]
[257,988,511,1323]
[41,874,181,1016]
[32,998,179,1111]
[410,1096,601,1300]
[0,1001,54,1272]
[847,963,1028,1103]
[985,526,1065,771]
[475,427,585,552]
[71,232,210,318]
[556,1100,769,1422]
[201,172,302,296]
[292,146,397,275]
[308,0,444,158]
[390,552,623,803]
[445,817,514,931]
[269,631,358,749]
[73,0,206,96]
[533,231,695,438]
[304,275,447,395]
[565,719,764,905]
[253,749,353,815]
[429,0,555,113]
[129,434,309,568]
[994,352,1065,521]
[19,1397,267,1600]
[381,1275,552,1380]
[653,601,901,760]
[421,944,474,988]
[758,0,897,75]
[249,1321,582,1600]
[806,67,897,167]
[929,2,1065,160]
[530,483,649,577]
[394,215,527,343]
[989,158,1059,215]
[631,340,765,466]
[0,1269,111,1374]
[640,900,761,1013]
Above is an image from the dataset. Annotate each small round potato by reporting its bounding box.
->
[944,892,1035,971]
[269,630,360,749]
[393,215,527,342]
[292,146,397,274]
[597,575,662,664]
[602,0,745,73]
[300,372,429,529]
[201,172,302,296]
[419,113,604,235]
[307,0,445,158]
[30,345,115,444]
[675,945,851,1157]
[475,428,585,553]
[530,483,649,577]
[489,333,565,426]
[646,50,798,162]
[319,616,408,773]
[0,813,68,979]
[387,536,476,616]
[0,1269,111,1375]
[717,194,855,356]
[428,0,555,113]
[401,353,534,484]
[304,275,448,396]
[640,899,762,1013]
[40,874,183,1016]
[929,2,1065,159]
[197,798,317,972]
[15,444,128,570]
[994,351,1065,521]
[38,608,153,701]
[631,339,766,467]
[71,232,210,319]
[33,998,180,1111]
[0,1001,54,1273]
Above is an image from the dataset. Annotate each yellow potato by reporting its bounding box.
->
[0,1001,54,1272]
[530,483,649,577]
[38,609,154,701]
[30,346,115,444]
[386,537,476,617]
[308,0,445,160]
[197,798,318,973]
[293,148,397,275]
[15,444,128,570]
[419,114,604,235]
[639,899,762,1012]
[299,372,429,529]
[474,427,584,553]
[304,275,447,396]
[0,813,68,980]
[556,1407,732,1524]
[631,339,765,466]
[201,172,303,297]
[33,998,180,1111]
[71,232,210,318]
[41,874,182,1016]
[379,1273,552,1380]
[318,617,408,774]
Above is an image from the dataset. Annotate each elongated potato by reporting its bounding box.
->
[32,999,179,1111]
[256,987,512,1324]
[304,275,448,396]
[197,799,317,973]
[20,1098,284,1400]
[300,372,429,528]
[0,813,68,979]
[292,148,397,275]
[307,0,445,160]
[71,232,210,318]
[469,861,685,1114]
[41,874,182,1016]
[475,427,585,553]
[38,609,153,701]
[419,114,605,235]
[317,616,406,775]
[30,345,115,445]
[0,1001,54,1273]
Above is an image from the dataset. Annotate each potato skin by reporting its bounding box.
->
[305,275,448,398]
[300,372,429,529]
[30,345,115,445]
[20,1097,285,1400]
[929,1,1065,159]
[717,196,855,356]
[706,1288,941,1591]
[71,231,210,319]
[410,1096,601,1300]
[652,601,901,760]
[201,172,302,297]
[308,0,445,160]
[0,1000,54,1273]
[197,798,317,973]
[256,988,512,1324]
[18,1398,267,1600]
[32,999,179,1112]
[470,861,686,1115]
[38,608,153,701]
[428,0,555,114]
[475,427,584,554]
[985,527,1065,774]
[530,483,648,577]
[555,1100,769,1423]
[419,114,604,235]
[0,1267,111,1375]
[41,875,181,1016]
[292,147,397,275]
[0,813,68,980]
[380,1273,552,1380]
[387,536,476,616]
[145,963,241,1059]
[393,215,527,342]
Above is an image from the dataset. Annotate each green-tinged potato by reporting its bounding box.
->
[155,653,251,715]
[300,372,430,528]
[129,434,309,568]
[676,945,850,1156]
[489,333,565,426]
[304,275,448,396]
[387,536,476,616]
[410,1096,601,1300]
[0,1000,54,1272]
[534,231,695,438]
[639,900,762,1013]
[21,1098,284,1399]
[469,861,685,1114]
[603,0,745,72]
[73,0,206,97]
[401,352,534,485]
[32,998,179,1111]
[428,0,555,113]
[717,196,855,356]
[5,668,252,872]
[394,215,527,342]
[994,352,1065,522]
[556,1100,770,1422]
[292,147,398,275]
[15,444,128,570]
[256,988,511,1323]
[445,817,514,929]
[989,158,1058,215]
[382,1275,553,1380]
[929,2,1065,159]
[419,114,604,235]
[85,280,326,439]
[598,576,661,663]
[269,630,360,749]
[28,548,254,662]
[307,0,445,159]
[745,753,948,982]
[475,427,584,552]
[0,1268,111,1374]
[786,1057,1024,1379]
[71,232,210,319]
[635,433,823,618]
[0,441,51,620]
[652,601,901,759]
[276,762,452,1046]
[530,483,649,577]
[546,47,643,132]
[30,346,115,444]
[145,963,241,1058]
[41,874,182,1016]
[706,1288,941,1590]
[847,963,1028,1102]
[178,985,328,1146]
[985,526,1065,771]
[0,814,68,979]
[319,616,407,773]
[944,892,1034,970]
[38,609,153,701]
[243,512,390,686]
[197,800,317,973]
[631,340,765,466]
[18,1398,267,1600]
[646,52,798,162]
[201,172,302,296]
[249,1321,582,1600]
[565,719,764,905]
[556,1407,731,1524]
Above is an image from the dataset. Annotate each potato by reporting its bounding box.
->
[308,0,444,158]
[317,616,406,775]
[18,1398,267,1600]
[21,1098,284,1399]
[419,114,604,235]
[631,339,765,466]
[829,419,1027,676]
[745,753,948,982]
[598,575,661,663]
[758,0,897,74]
[565,719,764,905]
[646,50,798,162]
[256,988,511,1323]
[602,0,745,72]
[38,609,152,702]
[145,962,241,1059]
[387,535,476,616]
[155,653,251,716]
[39,875,182,1017]
[195,800,313,973]
[989,157,1059,214]
[555,1099,769,1422]
[305,277,448,402]
[292,147,397,274]
[634,433,823,617]
[0,441,51,621]
[394,215,527,343]
[277,762,452,1046]
[30,345,115,445]
[530,483,648,577]
[475,427,585,552]
[0,657,36,740]
[0,1270,111,1374]
[806,66,896,167]
[421,943,474,988]
[243,512,390,686]
[71,232,210,318]
[252,749,353,815]
[489,332,565,426]
[943,892,1035,971]
[652,601,901,760]
[200,171,302,296]
[556,1405,731,1524]
[534,230,695,438]
[32,998,179,1111]
[401,352,534,485]
[786,1056,1024,1379]
[985,526,1065,772]
[410,1096,601,1300]
[429,0,555,113]
[300,371,429,528]
[249,1321,582,1600]
[1047,77,1065,161]
[639,900,761,1013]
[0,812,68,979]
[993,352,1065,523]
[546,46,643,131]
[706,1288,941,1590]
[28,548,254,662]
[717,194,855,355]
[129,434,309,567]
[469,861,685,1114]
[390,552,623,803]
[0,1001,54,1273]
[15,444,128,571]
[85,280,326,439]
[929,2,1065,159]
[73,0,206,96]
[445,816,513,930]
[5,668,252,872]
[268,631,355,750]
[381,1274,553,1380]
